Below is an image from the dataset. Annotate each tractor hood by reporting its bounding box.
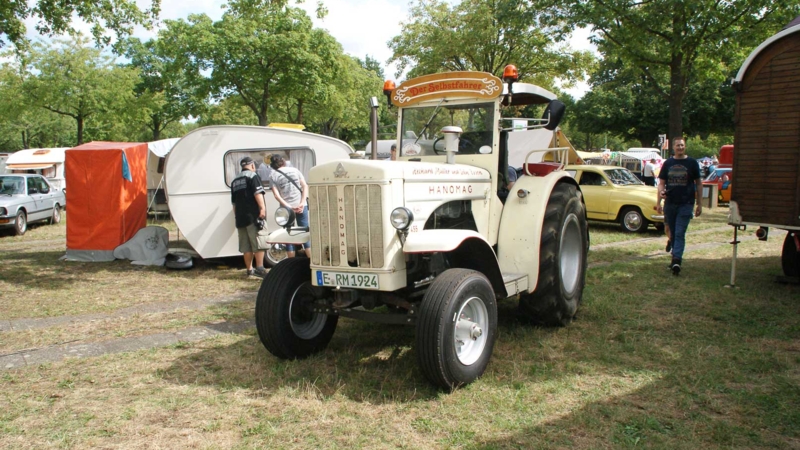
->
[308,159,491,184]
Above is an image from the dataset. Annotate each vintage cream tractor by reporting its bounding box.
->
[257,67,589,389]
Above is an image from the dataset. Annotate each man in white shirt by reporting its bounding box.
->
[643,158,657,186]
[269,154,310,258]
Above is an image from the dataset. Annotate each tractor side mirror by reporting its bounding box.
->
[542,100,566,130]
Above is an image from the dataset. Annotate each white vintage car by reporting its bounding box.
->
[0,174,65,236]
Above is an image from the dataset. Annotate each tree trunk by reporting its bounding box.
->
[152,116,162,141]
[295,100,304,124]
[21,130,28,149]
[667,54,686,145]
[76,116,84,145]
[258,112,267,127]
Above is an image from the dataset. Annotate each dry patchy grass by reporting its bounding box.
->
[1,208,798,449]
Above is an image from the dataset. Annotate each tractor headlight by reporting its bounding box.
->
[390,207,414,230]
[275,207,295,228]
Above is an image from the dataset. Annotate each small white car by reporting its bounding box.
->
[0,174,65,236]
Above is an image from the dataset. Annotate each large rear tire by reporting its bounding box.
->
[255,257,338,359]
[782,231,800,278]
[519,183,588,326]
[416,269,497,390]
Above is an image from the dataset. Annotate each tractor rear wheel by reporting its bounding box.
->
[519,183,588,326]
[781,231,800,278]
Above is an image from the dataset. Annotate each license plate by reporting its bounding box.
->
[316,271,379,289]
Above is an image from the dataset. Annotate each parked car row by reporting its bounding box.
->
[0,174,66,236]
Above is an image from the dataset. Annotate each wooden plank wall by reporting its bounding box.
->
[732,33,800,227]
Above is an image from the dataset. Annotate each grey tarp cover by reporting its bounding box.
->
[112,226,169,265]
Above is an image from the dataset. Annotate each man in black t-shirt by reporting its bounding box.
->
[655,138,702,275]
[231,156,267,278]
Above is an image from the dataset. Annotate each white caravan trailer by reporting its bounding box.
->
[165,125,353,264]
[5,148,69,191]
[0,153,10,173]
[147,138,180,214]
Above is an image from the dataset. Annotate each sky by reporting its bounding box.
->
[25,0,596,97]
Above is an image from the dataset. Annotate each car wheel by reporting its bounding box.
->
[264,243,288,267]
[619,206,647,233]
[14,210,27,236]
[519,183,588,326]
[50,204,61,225]
[416,269,497,390]
[781,231,800,278]
[255,257,338,359]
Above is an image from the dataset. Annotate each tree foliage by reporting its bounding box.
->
[389,0,593,86]
[23,37,139,145]
[160,3,344,127]
[569,0,800,141]
[119,37,203,140]
[0,0,160,49]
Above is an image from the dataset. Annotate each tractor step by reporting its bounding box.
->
[502,273,528,297]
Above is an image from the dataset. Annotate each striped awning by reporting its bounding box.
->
[7,163,55,170]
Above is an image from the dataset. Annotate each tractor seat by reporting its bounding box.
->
[524,162,562,177]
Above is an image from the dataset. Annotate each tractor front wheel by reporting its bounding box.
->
[416,269,497,390]
[255,257,338,359]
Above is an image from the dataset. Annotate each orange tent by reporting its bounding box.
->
[65,142,148,261]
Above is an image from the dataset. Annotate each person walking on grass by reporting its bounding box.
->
[231,156,268,278]
[655,138,702,275]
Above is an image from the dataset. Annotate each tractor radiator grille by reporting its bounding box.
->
[309,184,384,268]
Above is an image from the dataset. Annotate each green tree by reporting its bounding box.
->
[389,0,593,85]
[0,61,73,150]
[23,37,139,145]
[196,96,259,127]
[0,0,159,49]
[161,3,343,127]
[569,0,800,141]
[119,37,204,141]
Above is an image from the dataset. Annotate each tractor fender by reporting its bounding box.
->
[265,227,311,245]
[405,229,507,297]
[497,172,581,293]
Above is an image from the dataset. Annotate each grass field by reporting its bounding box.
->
[1,209,798,449]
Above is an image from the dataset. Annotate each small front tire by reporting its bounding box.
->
[14,211,27,236]
[416,269,497,390]
[51,204,61,225]
[255,257,338,359]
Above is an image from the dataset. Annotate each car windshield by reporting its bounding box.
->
[399,102,495,157]
[605,168,643,185]
[0,176,25,195]
[705,169,731,182]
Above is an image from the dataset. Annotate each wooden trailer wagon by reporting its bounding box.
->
[728,18,800,282]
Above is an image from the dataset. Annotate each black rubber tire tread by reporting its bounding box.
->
[51,204,61,225]
[781,231,800,278]
[15,210,26,236]
[519,183,588,326]
[619,206,647,233]
[255,257,338,359]
[416,269,497,390]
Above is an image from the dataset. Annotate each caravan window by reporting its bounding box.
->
[223,148,315,188]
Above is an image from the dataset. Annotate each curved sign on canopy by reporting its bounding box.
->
[391,71,503,107]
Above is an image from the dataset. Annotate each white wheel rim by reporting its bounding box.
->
[624,211,641,230]
[453,296,489,366]
[288,282,326,339]
[53,207,60,223]
[560,213,582,295]
[267,244,287,265]
[17,214,26,233]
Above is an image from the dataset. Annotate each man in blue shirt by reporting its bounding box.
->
[655,138,702,275]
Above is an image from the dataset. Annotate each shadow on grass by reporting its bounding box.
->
[0,247,250,291]
[157,301,563,404]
